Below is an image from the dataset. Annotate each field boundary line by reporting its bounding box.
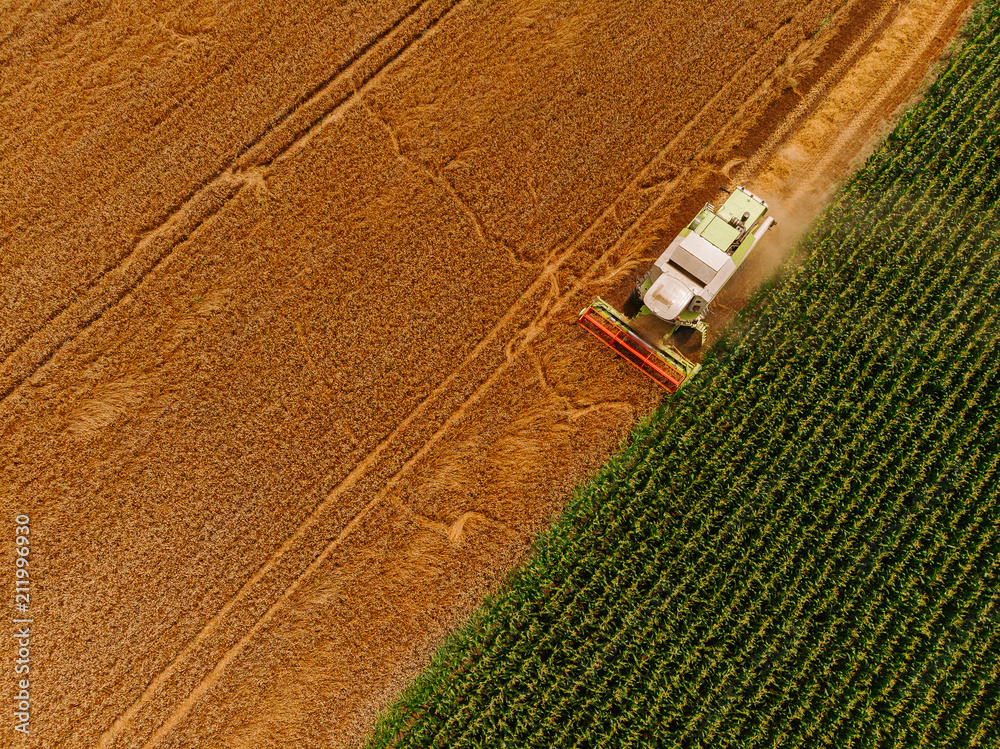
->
[100,2,852,746]
[0,0,463,418]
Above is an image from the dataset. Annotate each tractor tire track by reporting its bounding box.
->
[93,2,852,746]
[227,0,427,167]
[0,18,275,364]
[0,0,463,418]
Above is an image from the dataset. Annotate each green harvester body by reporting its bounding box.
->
[578,187,775,392]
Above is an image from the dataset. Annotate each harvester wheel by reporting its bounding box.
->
[673,325,697,345]
[623,288,643,318]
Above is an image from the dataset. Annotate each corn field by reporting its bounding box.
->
[367,4,1000,747]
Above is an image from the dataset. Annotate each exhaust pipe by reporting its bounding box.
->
[754,216,776,241]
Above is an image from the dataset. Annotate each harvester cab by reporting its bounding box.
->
[578,187,775,392]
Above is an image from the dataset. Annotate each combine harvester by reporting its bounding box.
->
[578,187,775,392]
